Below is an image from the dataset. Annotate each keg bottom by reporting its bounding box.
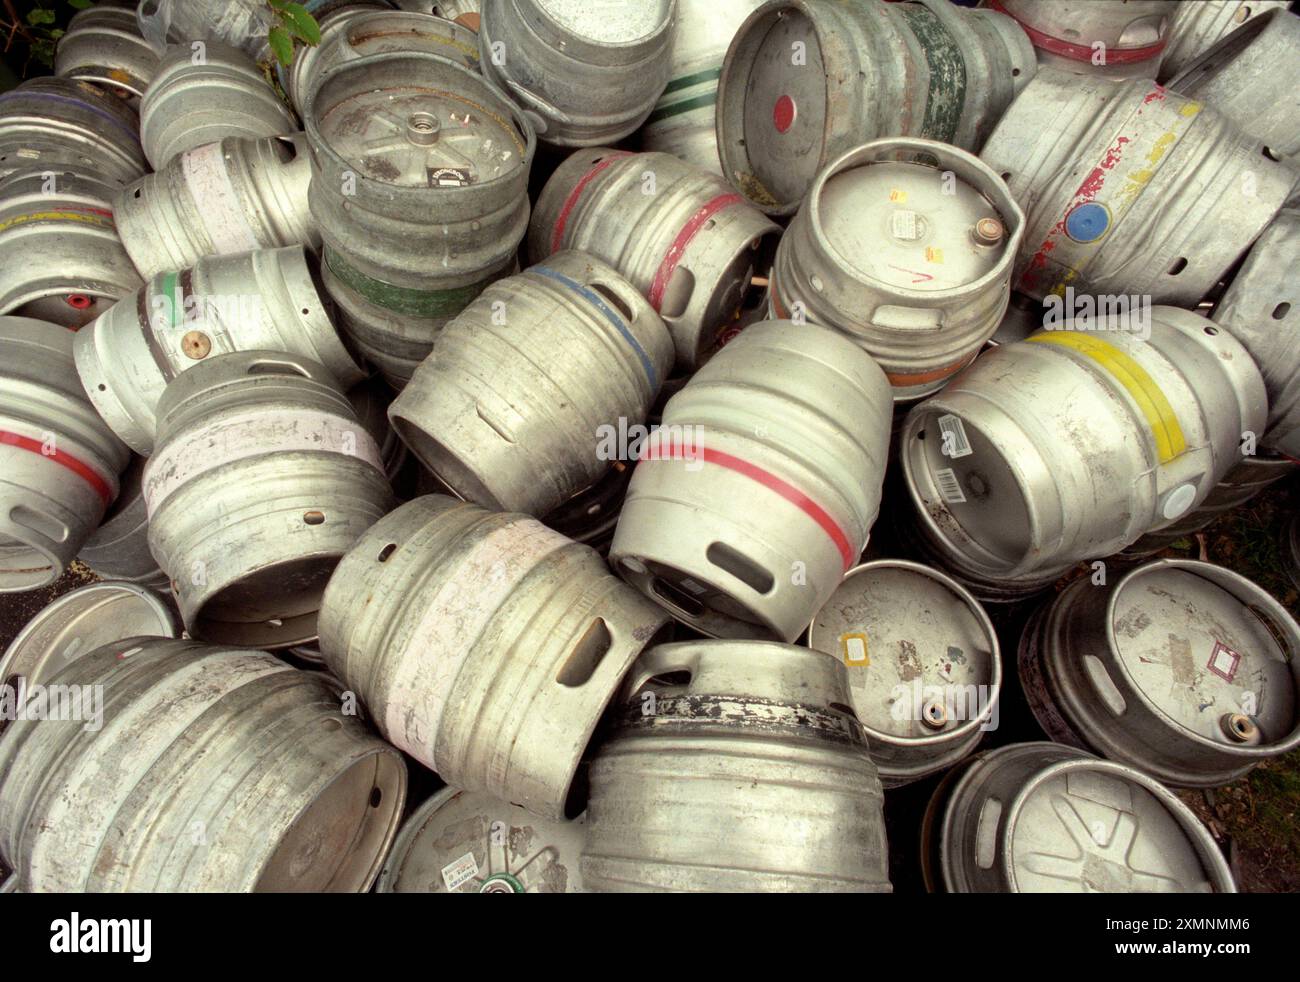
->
[255,749,405,892]
[189,554,340,649]
[389,418,504,511]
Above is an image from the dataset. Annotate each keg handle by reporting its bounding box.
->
[617,644,703,704]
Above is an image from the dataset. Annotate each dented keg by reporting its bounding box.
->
[0,582,179,690]
[317,495,671,819]
[115,134,317,280]
[1159,0,1290,81]
[54,4,160,102]
[639,0,764,174]
[78,456,171,590]
[582,640,891,892]
[717,0,1035,216]
[922,742,1236,893]
[377,787,586,892]
[902,308,1267,588]
[0,77,146,188]
[807,560,1000,787]
[140,41,298,170]
[76,245,365,455]
[771,138,1023,400]
[144,351,393,648]
[479,0,674,147]
[610,320,892,642]
[981,69,1298,304]
[284,9,481,116]
[1213,209,1299,458]
[530,150,778,369]
[1018,559,1300,788]
[0,317,129,593]
[0,170,142,329]
[1169,9,1300,159]
[0,639,406,892]
[389,252,673,515]
[306,52,533,388]
[987,0,1175,79]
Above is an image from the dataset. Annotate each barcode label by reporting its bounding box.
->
[938,414,972,458]
[936,467,966,504]
[441,852,479,892]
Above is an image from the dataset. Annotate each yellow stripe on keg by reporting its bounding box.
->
[0,210,115,233]
[1027,332,1187,463]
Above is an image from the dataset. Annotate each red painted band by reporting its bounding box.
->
[550,151,633,255]
[640,440,856,570]
[649,193,744,311]
[987,0,1166,64]
[0,430,113,505]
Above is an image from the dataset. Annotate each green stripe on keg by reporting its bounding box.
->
[896,4,967,146]
[661,67,722,95]
[324,248,497,318]
[159,271,183,328]
[646,91,719,125]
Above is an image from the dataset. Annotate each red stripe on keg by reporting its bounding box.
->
[639,440,855,570]
[550,151,634,254]
[649,193,744,311]
[0,430,113,504]
[986,0,1166,64]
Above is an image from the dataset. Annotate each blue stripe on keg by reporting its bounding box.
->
[530,265,658,390]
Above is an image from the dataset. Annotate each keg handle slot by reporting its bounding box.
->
[8,505,70,545]
[706,541,775,595]
[589,281,637,324]
[619,645,702,703]
[555,617,613,688]
[245,358,312,379]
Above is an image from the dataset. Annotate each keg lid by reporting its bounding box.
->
[1005,758,1230,893]
[808,560,999,742]
[1108,562,1297,749]
[816,158,1008,292]
[538,0,672,43]
[376,787,586,893]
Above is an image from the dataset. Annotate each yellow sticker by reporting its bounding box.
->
[841,633,870,667]
[925,246,944,263]
[889,188,907,203]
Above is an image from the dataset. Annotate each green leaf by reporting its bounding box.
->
[26,8,57,26]
[30,39,55,67]
[68,0,94,9]
[267,25,295,66]
[281,3,322,46]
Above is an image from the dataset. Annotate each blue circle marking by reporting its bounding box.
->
[1064,202,1111,243]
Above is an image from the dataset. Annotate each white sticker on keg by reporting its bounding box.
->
[181,142,261,255]
[938,414,973,459]
[441,852,480,892]
[890,209,920,241]
[935,467,967,505]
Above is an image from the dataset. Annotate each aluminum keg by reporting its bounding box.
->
[901,307,1267,588]
[1213,210,1299,458]
[144,350,393,648]
[530,150,779,369]
[0,316,129,593]
[54,4,160,103]
[140,41,298,170]
[377,787,586,892]
[806,560,1000,787]
[305,51,533,388]
[1168,9,1300,159]
[75,245,365,455]
[1018,559,1300,788]
[1159,0,1291,81]
[639,0,764,175]
[78,456,171,590]
[0,76,146,188]
[316,495,672,820]
[389,251,674,515]
[0,170,142,330]
[609,320,893,643]
[980,68,1299,305]
[115,134,317,280]
[284,9,482,116]
[771,138,1023,400]
[717,0,1035,216]
[922,742,1236,893]
[0,638,406,892]
[478,0,675,147]
[581,640,891,892]
[987,0,1175,79]
[0,582,179,690]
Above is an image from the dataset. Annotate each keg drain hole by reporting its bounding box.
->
[377,543,397,563]
[1203,325,1218,336]
[369,787,383,808]
[1167,257,1188,276]
[1263,146,1281,162]
[303,511,326,525]
[555,618,612,687]
[1273,303,1291,320]
[706,542,775,595]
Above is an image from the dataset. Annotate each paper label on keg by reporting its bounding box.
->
[935,467,966,505]
[841,633,870,667]
[181,142,261,255]
[890,209,921,241]
[441,852,480,892]
[889,189,907,203]
[1206,641,1241,683]
[937,414,973,459]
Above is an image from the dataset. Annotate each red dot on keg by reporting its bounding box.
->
[773,95,796,133]
[65,295,92,310]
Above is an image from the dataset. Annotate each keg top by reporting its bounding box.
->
[377,787,586,893]
[808,560,999,742]
[537,0,673,43]
[816,159,1008,293]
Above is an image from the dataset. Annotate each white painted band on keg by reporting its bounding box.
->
[385,519,570,767]
[142,409,385,513]
[181,142,262,255]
